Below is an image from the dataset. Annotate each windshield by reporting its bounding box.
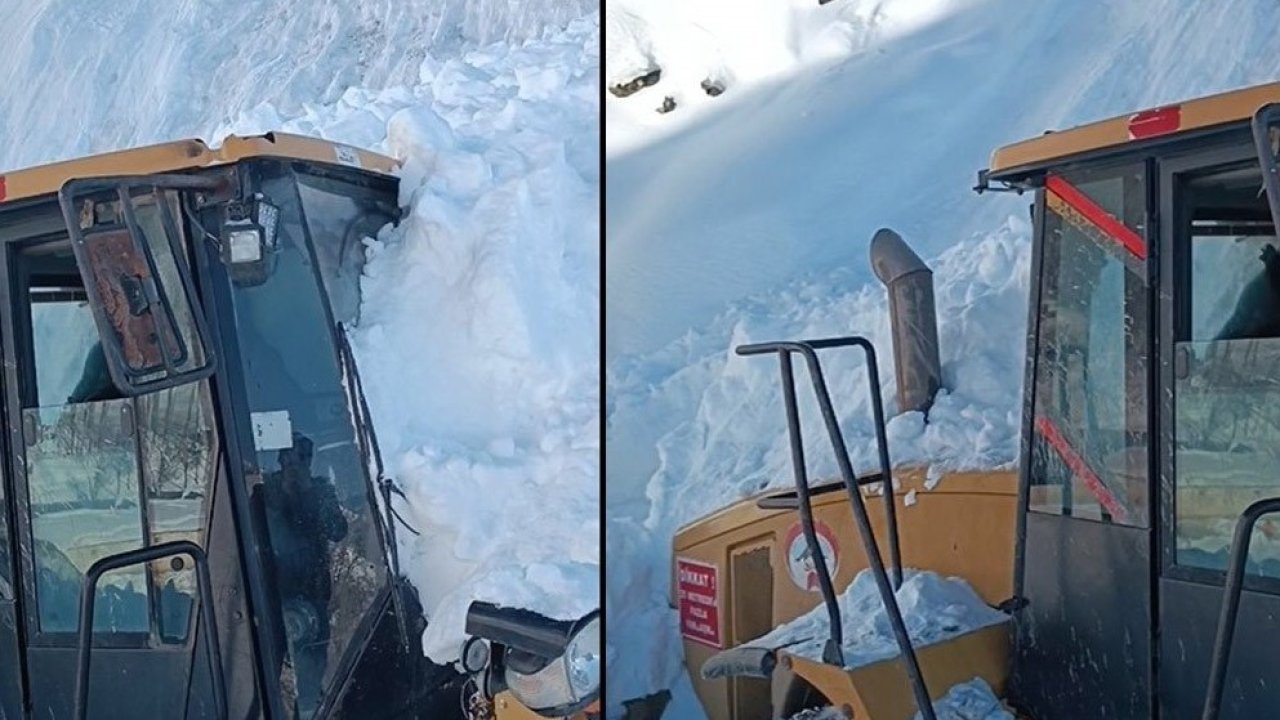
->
[228,164,394,718]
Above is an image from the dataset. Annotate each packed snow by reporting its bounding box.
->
[0,0,599,669]
[605,0,1280,716]
[738,569,1012,720]
[748,569,1009,669]
[915,679,1014,720]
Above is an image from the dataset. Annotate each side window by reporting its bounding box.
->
[31,289,108,405]
[1028,166,1150,526]
[26,280,147,633]
[1174,162,1280,578]
[21,246,215,641]
[137,383,217,642]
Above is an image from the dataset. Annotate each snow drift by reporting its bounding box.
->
[605,0,1280,716]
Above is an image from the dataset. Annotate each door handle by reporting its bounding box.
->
[1175,345,1191,380]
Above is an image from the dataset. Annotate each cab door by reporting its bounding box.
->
[1155,139,1280,719]
[1011,161,1154,719]
[0,184,255,718]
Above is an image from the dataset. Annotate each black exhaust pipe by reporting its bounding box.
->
[869,228,942,414]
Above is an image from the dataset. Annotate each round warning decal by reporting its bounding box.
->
[784,520,839,592]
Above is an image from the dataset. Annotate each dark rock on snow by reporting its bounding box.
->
[609,68,662,98]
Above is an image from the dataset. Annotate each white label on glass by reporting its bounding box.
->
[251,410,293,451]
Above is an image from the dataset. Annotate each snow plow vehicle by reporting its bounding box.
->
[674,81,1280,719]
[0,134,600,720]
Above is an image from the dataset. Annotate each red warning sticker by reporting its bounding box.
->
[676,557,721,648]
[0,176,7,201]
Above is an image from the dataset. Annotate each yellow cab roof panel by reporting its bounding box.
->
[0,132,400,205]
[989,82,1280,178]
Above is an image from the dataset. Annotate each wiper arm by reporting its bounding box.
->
[335,322,416,653]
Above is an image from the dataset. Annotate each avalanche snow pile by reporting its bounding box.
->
[0,0,593,172]
[210,14,601,662]
[749,569,1009,669]
[606,0,1280,716]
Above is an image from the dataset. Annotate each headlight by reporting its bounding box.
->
[504,613,600,716]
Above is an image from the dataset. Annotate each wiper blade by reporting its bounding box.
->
[336,322,415,653]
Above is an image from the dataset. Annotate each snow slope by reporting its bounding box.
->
[1,0,599,668]
[0,0,592,172]
[605,0,1280,715]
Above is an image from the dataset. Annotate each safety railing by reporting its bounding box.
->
[737,335,934,720]
[1201,496,1280,720]
[75,540,226,720]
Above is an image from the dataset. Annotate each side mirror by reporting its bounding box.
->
[59,176,223,396]
[1252,103,1280,230]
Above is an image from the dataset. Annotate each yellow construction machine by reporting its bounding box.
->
[0,133,600,720]
[674,81,1280,720]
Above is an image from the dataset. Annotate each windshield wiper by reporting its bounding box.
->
[336,322,417,653]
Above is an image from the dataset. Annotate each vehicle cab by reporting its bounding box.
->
[979,82,1280,719]
[0,134,600,720]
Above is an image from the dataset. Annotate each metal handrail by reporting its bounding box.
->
[1201,496,1280,720]
[75,540,227,720]
[736,336,934,720]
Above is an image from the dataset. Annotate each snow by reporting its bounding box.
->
[752,571,1013,720]
[916,678,1014,720]
[604,225,1029,715]
[0,0,593,172]
[605,0,1280,715]
[1,0,599,669]
[749,569,1008,670]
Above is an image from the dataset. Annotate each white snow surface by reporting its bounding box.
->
[605,0,1280,716]
[750,569,1009,670]
[0,0,592,172]
[0,1,599,666]
[915,678,1014,720]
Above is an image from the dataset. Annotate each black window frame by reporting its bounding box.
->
[221,158,401,718]
[1156,138,1280,597]
[1013,123,1280,601]
[1022,157,1154,528]
[9,236,150,648]
[6,226,220,649]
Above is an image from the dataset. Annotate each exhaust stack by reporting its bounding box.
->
[870,228,942,414]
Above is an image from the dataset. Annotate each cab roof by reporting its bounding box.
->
[0,132,400,205]
[988,81,1280,180]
